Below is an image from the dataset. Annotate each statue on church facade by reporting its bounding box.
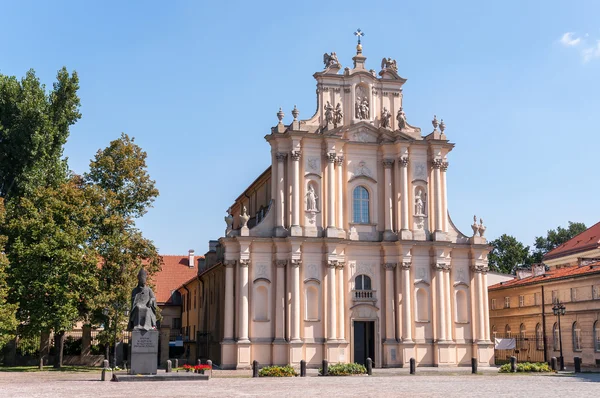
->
[381,107,391,128]
[324,101,334,125]
[355,97,369,120]
[381,57,398,72]
[415,188,426,216]
[305,185,318,212]
[334,103,343,127]
[396,107,407,131]
[323,52,340,68]
[128,269,157,331]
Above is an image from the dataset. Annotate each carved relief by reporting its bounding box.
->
[306,264,318,280]
[355,262,374,277]
[355,85,370,120]
[255,263,268,279]
[307,157,320,172]
[415,266,428,281]
[413,162,427,180]
[353,161,373,178]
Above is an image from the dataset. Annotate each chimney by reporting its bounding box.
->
[208,240,218,253]
[188,249,195,268]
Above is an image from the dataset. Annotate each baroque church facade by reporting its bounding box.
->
[203,42,493,369]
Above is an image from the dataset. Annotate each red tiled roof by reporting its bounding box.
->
[543,221,600,260]
[151,255,201,304]
[489,261,600,291]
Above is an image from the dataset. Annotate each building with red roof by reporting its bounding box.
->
[488,222,600,369]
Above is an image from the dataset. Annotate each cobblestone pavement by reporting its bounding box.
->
[1,369,599,397]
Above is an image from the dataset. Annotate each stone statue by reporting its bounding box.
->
[415,189,425,216]
[323,52,339,68]
[240,206,250,228]
[128,269,157,331]
[471,215,478,237]
[334,103,343,127]
[381,107,391,128]
[381,57,398,72]
[396,107,407,130]
[324,101,334,124]
[306,185,318,212]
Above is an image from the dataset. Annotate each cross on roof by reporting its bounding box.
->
[354,28,365,44]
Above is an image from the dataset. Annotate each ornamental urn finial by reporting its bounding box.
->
[277,107,284,123]
[478,218,486,237]
[439,119,446,133]
[432,115,439,131]
[471,215,478,237]
[292,105,299,121]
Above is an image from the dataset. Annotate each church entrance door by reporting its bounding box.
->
[353,321,375,365]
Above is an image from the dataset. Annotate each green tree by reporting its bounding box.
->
[5,177,100,367]
[84,133,161,364]
[0,68,80,199]
[488,234,532,274]
[0,198,18,351]
[531,221,587,263]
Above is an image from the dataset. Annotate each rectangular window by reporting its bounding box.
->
[504,297,510,309]
[551,290,558,304]
[593,285,600,300]
[172,318,181,330]
[571,288,577,302]
[491,299,496,310]
[519,295,524,307]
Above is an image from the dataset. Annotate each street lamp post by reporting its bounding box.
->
[552,300,566,371]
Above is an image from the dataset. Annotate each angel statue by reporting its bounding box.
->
[323,52,340,68]
[324,101,334,124]
[306,185,318,212]
[380,107,391,128]
[333,103,343,127]
[381,57,398,72]
[396,107,407,130]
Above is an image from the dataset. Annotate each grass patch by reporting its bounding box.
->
[0,365,101,373]
[498,362,552,373]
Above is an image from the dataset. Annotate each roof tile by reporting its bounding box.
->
[489,261,600,290]
[151,255,200,304]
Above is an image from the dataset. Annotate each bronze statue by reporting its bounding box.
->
[128,268,157,331]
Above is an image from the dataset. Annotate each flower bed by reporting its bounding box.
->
[182,364,212,373]
[320,363,367,376]
[258,365,297,377]
[498,362,552,373]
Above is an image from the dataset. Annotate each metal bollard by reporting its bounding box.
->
[409,358,416,374]
[300,360,306,377]
[166,360,172,373]
[471,357,478,374]
[101,359,110,381]
[39,356,44,371]
[510,356,517,373]
[366,358,373,376]
[322,359,329,376]
[207,360,213,378]
[574,357,581,373]
[550,357,557,371]
[252,360,259,378]
[174,359,178,369]
[197,359,202,366]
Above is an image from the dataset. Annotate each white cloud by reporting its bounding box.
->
[560,32,581,47]
[582,40,600,62]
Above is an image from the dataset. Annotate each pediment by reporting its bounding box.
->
[343,123,414,144]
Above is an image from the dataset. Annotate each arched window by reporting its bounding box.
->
[455,289,468,323]
[536,323,544,350]
[355,274,372,291]
[553,322,559,351]
[416,288,429,322]
[594,321,600,352]
[304,282,320,321]
[573,322,582,351]
[254,285,269,321]
[505,324,512,338]
[520,324,527,349]
[352,186,370,223]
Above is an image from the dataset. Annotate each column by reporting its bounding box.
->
[276,153,287,232]
[291,151,301,235]
[384,263,396,342]
[482,269,490,341]
[432,159,443,233]
[444,267,453,341]
[223,261,236,340]
[399,157,411,239]
[475,268,486,342]
[336,156,344,232]
[383,159,394,240]
[327,260,337,341]
[401,262,413,342]
[337,263,346,341]
[326,153,337,236]
[435,263,446,342]
[290,259,301,342]
[441,162,449,233]
[238,259,250,342]
[274,260,287,341]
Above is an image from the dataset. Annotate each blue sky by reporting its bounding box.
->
[1,0,599,255]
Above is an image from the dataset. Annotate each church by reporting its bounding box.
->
[182,38,494,369]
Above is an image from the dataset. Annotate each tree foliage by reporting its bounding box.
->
[488,234,532,274]
[0,198,18,350]
[84,134,161,345]
[531,221,587,263]
[0,68,80,199]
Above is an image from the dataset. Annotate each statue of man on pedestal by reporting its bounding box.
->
[128,268,157,331]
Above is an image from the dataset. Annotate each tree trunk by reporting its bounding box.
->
[53,331,65,368]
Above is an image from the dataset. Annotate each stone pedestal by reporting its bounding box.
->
[130,329,158,375]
